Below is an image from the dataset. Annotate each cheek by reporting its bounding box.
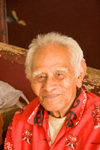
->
[31,83,42,96]
[60,79,77,98]
[62,80,70,88]
[62,79,77,97]
[61,78,75,89]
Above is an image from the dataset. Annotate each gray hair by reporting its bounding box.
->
[25,32,85,79]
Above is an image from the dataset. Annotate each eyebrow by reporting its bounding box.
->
[32,68,68,78]
[56,68,68,72]
[32,71,43,78]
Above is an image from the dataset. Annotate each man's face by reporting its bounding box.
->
[31,44,80,116]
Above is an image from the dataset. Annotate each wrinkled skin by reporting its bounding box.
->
[30,44,86,117]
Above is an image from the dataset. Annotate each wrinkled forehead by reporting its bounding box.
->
[33,43,71,57]
[32,44,72,69]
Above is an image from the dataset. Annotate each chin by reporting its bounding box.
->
[39,97,64,111]
[43,104,61,112]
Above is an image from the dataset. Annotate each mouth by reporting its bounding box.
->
[43,94,60,99]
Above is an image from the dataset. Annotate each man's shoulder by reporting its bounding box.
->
[86,91,100,104]
[85,91,100,112]
[24,97,39,112]
[13,97,39,122]
[8,97,40,142]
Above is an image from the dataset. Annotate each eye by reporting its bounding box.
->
[35,74,47,82]
[55,72,64,80]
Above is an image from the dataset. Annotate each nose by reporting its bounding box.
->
[42,77,57,92]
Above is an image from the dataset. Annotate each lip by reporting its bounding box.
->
[43,94,60,99]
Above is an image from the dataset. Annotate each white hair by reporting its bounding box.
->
[25,32,85,79]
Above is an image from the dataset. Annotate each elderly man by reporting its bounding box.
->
[4,33,100,150]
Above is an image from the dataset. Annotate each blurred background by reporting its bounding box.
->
[0,0,100,69]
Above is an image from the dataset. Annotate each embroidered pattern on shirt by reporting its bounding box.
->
[65,133,78,150]
[76,90,87,125]
[75,88,81,99]
[34,105,44,125]
[66,99,80,127]
[66,89,87,127]
[66,111,77,127]
[66,89,81,127]
[22,129,32,144]
[92,104,100,129]
[4,138,13,150]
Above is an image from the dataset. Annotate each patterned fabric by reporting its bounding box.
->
[4,89,100,150]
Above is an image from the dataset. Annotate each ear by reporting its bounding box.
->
[76,60,87,88]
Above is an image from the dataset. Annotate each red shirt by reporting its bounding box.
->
[4,89,100,150]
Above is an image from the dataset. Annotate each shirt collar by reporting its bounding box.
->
[65,88,87,127]
[27,88,87,127]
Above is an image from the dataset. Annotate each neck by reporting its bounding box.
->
[50,100,74,118]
